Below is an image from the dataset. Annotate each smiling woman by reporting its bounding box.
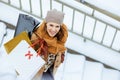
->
[31,9,68,80]
[46,22,61,37]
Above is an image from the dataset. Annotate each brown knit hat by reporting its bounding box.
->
[45,9,64,24]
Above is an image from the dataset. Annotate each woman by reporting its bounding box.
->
[31,9,68,80]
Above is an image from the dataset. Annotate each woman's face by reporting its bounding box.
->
[46,22,60,37]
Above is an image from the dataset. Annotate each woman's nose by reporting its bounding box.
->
[51,27,56,31]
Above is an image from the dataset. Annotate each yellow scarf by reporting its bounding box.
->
[35,21,68,54]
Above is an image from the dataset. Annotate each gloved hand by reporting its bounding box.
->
[61,53,65,63]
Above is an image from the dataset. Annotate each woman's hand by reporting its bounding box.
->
[61,52,65,63]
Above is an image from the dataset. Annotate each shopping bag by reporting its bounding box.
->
[14,14,40,37]
[4,31,31,54]
[7,40,46,80]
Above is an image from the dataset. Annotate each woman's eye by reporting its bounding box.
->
[50,24,53,27]
[56,26,60,28]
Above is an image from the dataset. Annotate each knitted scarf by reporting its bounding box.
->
[35,21,68,54]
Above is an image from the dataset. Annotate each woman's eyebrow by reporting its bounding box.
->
[49,24,53,26]
[55,25,60,27]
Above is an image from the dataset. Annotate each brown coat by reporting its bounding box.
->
[32,52,63,80]
[32,21,68,79]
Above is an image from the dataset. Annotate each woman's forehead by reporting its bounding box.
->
[47,22,60,26]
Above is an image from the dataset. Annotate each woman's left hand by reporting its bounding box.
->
[61,53,65,63]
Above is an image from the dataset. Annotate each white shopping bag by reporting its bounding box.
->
[7,40,45,80]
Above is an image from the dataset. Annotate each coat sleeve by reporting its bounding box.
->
[53,52,62,75]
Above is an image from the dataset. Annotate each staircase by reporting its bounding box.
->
[0,0,120,80]
[55,53,120,80]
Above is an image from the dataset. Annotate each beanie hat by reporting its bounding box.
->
[45,9,64,24]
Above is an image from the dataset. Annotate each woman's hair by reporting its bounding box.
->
[55,25,64,41]
[44,23,64,41]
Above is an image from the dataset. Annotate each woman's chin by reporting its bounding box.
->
[49,33,56,37]
[48,34,54,37]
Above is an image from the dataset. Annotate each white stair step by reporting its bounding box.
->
[0,22,6,46]
[54,61,65,80]
[55,51,68,80]
[0,57,17,80]
[83,61,103,80]
[102,68,120,80]
[94,10,120,29]
[63,53,86,80]
[66,32,120,70]
[1,29,15,46]
[0,2,19,26]
[63,73,83,80]
[0,28,15,57]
